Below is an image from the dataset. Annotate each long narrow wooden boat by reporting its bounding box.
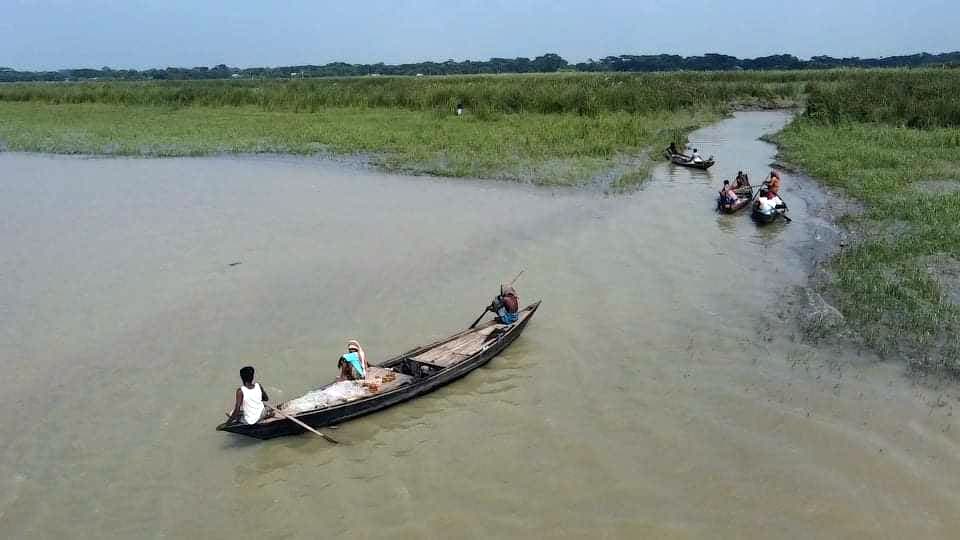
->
[668,154,715,170]
[217,301,541,439]
[717,187,754,213]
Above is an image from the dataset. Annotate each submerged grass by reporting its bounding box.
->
[775,119,960,374]
[0,101,719,186]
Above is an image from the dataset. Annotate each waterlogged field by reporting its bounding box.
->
[775,69,960,373]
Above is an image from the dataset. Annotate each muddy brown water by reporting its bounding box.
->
[1,112,958,539]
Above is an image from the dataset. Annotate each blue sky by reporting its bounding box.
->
[2,0,956,70]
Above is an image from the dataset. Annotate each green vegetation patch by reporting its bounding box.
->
[0,71,808,115]
[775,117,960,373]
[0,71,813,187]
[0,102,718,187]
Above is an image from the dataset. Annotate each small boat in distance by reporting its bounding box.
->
[664,149,716,170]
[217,302,541,439]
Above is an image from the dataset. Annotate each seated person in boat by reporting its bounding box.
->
[734,171,750,189]
[732,172,752,196]
[755,191,785,215]
[337,340,369,381]
[489,286,520,324]
[763,170,782,195]
[689,148,704,163]
[719,180,739,207]
[668,142,679,156]
[227,366,272,425]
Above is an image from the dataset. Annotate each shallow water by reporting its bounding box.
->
[1,111,958,539]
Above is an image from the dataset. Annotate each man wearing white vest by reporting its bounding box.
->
[227,366,271,425]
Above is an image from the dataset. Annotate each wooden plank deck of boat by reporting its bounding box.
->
[411,310,531,367]
[411,325,501,367]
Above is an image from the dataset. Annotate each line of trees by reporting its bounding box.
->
[2,51,958,83]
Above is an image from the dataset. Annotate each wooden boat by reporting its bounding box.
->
[717,187,754,213]
[751,206,781,224]
[751,200,789,224]
[666,152,715,170]
[750,187,791,224]
[216,302,541,439]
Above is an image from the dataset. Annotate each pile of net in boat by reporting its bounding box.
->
[283,381,370,414]
[280,381,369,415]
[279,367,411,415]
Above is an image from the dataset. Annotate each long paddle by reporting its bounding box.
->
[469,307,490,329]
[267,404,339,444]
[774,191,792,223]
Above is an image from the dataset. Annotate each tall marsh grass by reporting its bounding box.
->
[0,71,814,114]
[805,69,960,128]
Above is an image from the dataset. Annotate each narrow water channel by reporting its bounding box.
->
[1,111,957,539]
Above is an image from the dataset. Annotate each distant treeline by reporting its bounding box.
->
[2,51,959,82]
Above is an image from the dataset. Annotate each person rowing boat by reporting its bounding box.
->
[763,170,782,196]
[489,285,520,324]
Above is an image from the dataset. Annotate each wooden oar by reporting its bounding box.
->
[469,306,490,329]
[775,194,792,223]
[267,405,339,444]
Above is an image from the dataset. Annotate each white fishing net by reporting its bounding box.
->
[280,381,368,415]
[278,367,413,415]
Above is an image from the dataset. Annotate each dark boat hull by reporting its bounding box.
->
[751,208,782,224]
[217,302,541,439]
[666,151,715,170]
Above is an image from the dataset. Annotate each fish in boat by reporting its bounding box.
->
[216,301,541,439]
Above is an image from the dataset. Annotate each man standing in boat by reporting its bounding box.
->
[763,170,782,196]
[226,366,271,425]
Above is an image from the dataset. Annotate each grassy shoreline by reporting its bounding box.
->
[0,101,721,187]
[774,120,960,375]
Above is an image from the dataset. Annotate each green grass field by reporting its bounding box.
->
[775,120,960,374]
[0,71,813,187]
[0,102,719,187]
